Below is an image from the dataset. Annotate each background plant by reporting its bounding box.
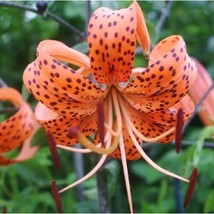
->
[0,1,214,213]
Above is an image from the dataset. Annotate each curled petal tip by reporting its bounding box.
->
[134,0,151,57]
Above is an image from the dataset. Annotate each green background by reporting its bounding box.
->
[0,1,214,213]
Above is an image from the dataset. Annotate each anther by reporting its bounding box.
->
[2,206,6,213]
[68,126,79,137]
[183,167,198,208]
[51,180,63,213]
[97,101,105,145]
[47,132,61,171]
[175,108,184,153]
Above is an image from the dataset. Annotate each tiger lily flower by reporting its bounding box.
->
[23,1,197,212]
[0,87,38,165]
[189,58,214,126]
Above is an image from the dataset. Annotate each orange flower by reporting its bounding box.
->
[189,58,214,126]
[23,1,197,212]
[0,87,38,165]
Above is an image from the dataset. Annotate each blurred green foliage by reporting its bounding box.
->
[0,1,214,213]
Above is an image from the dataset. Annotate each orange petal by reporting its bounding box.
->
[150,94,195,143]
[134,0,150,57]
[37,40,90,68]
[0,88,38,165]
[23,45,106,118]
[189,58,214,126]
[111,94,194,161]
[35,102,99,147]
[108,125,141,161]
[122,35,197,113]
[0,128,38,166]
[88,2,137,84]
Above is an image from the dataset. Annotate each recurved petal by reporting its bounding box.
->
[189,58,214,126]
[88,2,137,85]
[23,45,106,119]
[37,40,90,68]
[35,102,99,146]
[122,35,197,113]
[0,88,38,164]
[134,0,150,57]
[0,127,38,166]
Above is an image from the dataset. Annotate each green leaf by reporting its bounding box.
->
[30,127,47,147]
[193,126,214,166]
[204,190,214,212]
[157,180,167,212]
[105,160,120,197]
[21,84,30,101]
[72,41,88,54]
[130,161,164,184]
[182,126,214,177]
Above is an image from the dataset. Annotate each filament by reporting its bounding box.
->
[126,122,189,183]
[105,87,122,137]
[118,95,175,143]
[119,134,134,214]
[59,134,112,194]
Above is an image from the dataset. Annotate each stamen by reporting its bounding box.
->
[59,135,112,194]
[59,129,111,154]
[175,108,184,153]
[183,167,198,208]
[57,142,108,153]
[97,101,105,145]
[2,206,6,213]
[57,144,92,153]
[126,124,189,183]
[47,132,61,171]
[119,135,134,214]
[104,87,122,137]
[118,96,175,142]
[68,127,119,155]
[68,126,79,137]
[51,180,63,213]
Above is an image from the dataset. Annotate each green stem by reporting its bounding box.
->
[94,155,110,213]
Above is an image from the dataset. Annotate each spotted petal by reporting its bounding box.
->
[108,94,194,161]
[23,40,106,119]
[88,1,150,85]
[108,125,141,161]
[0,88,38,165]
[122,35,197,113]
[35,102,99,146]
